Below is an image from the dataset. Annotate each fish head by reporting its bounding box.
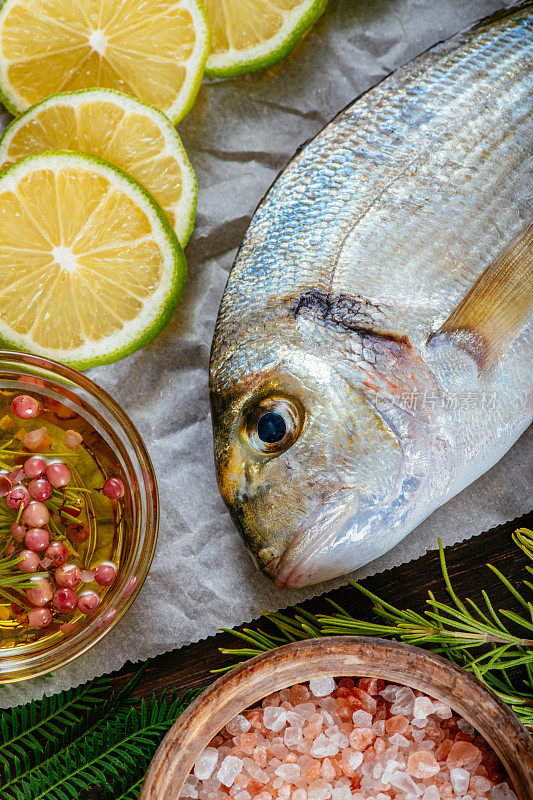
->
[210,340,434,589]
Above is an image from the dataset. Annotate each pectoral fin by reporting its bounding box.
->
[428,222,533,371]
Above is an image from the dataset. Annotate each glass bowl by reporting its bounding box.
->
[0,350,158,683]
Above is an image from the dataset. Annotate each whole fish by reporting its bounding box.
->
[209,4,533,589]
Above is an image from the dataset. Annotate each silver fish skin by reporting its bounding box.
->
[209,5,533,589]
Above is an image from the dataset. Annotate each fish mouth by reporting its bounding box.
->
[265,492,358,589]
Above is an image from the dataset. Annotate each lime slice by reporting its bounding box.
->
[205,0,326,77]
[0,151,186,369]
[0,89,197,246]
[0,0,210,123]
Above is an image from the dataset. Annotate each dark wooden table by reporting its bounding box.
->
[112,510,533,701]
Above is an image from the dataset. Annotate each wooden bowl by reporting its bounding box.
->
[140,637,533,799]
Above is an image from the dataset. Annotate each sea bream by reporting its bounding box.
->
[209,4,533,589]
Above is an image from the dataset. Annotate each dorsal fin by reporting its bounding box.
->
[428,222,533,371]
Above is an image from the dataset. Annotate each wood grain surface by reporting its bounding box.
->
[111,511,533,702]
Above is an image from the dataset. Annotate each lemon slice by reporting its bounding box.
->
[0,151,186,369]
[205,0,326,77]
[0,89,197,246]
[0,0,210,123]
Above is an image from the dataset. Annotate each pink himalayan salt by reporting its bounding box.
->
[184,678,514,800]
[407,749,440,778]
[289,684,310,705]
[385,714,409,734]
[348,726,374,751]
[446,739,480,768]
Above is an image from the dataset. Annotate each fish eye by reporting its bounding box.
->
[244,397,302,455]
[257,412,286,444]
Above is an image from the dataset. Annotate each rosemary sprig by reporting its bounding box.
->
[0,553,47,592]
[219,528,533,728]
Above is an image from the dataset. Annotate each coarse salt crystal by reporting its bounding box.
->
[388,733,410,748]
[294,702,316,719]
[447,740,480,768]
[490,783,519,800]
[243,757,268,783]
[287,710,305,728]
[263,706,287,732]
[193,746,218,780]
[310,733,339,758]
[389,770,421,795]
[352,710,372,728]
[293,791,308,800]
[180,783,198,798]
[308,778,333,800]
[274,763,300,781]
[379,684,401,701]
[325,726,348,749]
[309,677,336,697]
[342,748,363,770]
[413,696,435,719]
[381,758,402,782]
[471,776,492,793]
[457,718,475,736]
[284,725,302,746]
[225,714,251,736]
[389,686,415,716]
[216,755,242,787]
[407,750,439,779]
[450,766,470,794]
[332,787,351,800]
[432,701,453,719]
[422,788,440,800]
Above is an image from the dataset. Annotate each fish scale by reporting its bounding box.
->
[210,5,533,588]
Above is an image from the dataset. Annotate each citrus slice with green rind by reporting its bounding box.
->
[0,88,197,246]
[0,0,210,123]
[205,0,326,77]
[0,151,186,369]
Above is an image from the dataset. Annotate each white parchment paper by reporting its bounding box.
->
[2,0,530,707]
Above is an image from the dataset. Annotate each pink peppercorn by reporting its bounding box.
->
[102,477,125,500]
[24,527,49,552]
[26,577,53,607]
[44,541,68,566]
[22,501,49,527]
[10,522,26,542]
[77,591,100,614]
[11,394,39,419]
[53,588,78,614]
[17,549,41,573]
[24,455,47,478]
[6,484,30,510]
[66,522,89,544]
[29,478,53,501]
[28,607,53,629]
[55,564,81,588]
[46,462,71,488]
[94,562,117,586]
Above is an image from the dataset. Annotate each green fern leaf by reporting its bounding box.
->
[0,675,112,779]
